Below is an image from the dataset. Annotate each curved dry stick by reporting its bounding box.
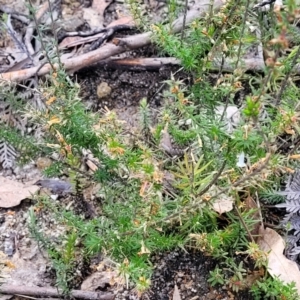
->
[1,0,225,81]
[102,57,181,70]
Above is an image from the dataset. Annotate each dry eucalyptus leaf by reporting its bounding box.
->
[82,7,104,28]
[212,197,233,214]
[92,0,113,15]
[0,176,39,208]
[257,226,300,293]
[210,186,233,214]
[82,8,102,28]
[172,284,181,300]
[107,16,135,27]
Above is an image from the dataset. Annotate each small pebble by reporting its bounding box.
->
[97,82,112,99]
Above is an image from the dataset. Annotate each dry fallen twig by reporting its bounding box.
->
[0,284,115,300]
[105,57,181,70]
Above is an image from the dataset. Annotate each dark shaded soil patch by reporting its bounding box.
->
[142,250,253,300]
[75,62,189,111]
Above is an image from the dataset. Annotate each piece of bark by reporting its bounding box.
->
[0,284,115,300]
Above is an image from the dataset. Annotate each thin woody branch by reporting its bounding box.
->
[0,284,115,300]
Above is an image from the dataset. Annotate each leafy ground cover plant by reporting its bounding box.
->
[1,0,300,298]
[250,276,299,300]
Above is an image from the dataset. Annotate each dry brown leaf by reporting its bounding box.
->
[172,284,181,300]
[83,0,113,28]
[257,226,300,293]
[82,7,104,28]
[92,0,113,15]
[210,186,233,214]
[0,176,39,208]
[58,36,82,49]
[107,16,135,27]
[212,197,233,214]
